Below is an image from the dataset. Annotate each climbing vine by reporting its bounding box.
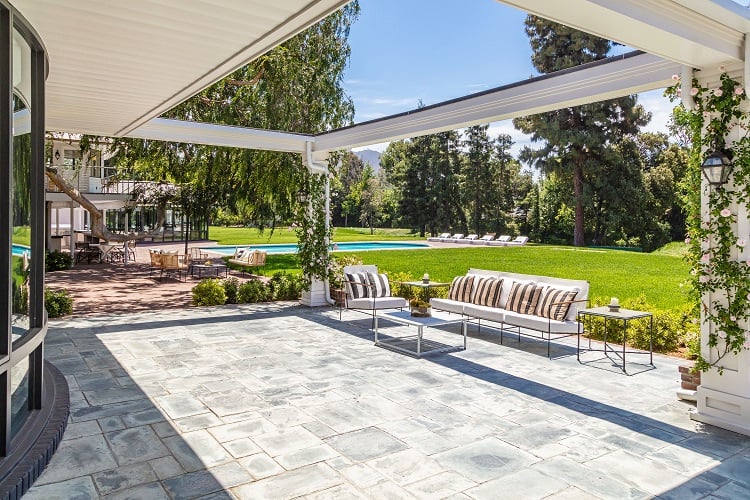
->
[294,172,334,290]
[668,71,750,372]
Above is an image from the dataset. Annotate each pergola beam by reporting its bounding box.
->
[312,51,680,153]
[127,117,313,153]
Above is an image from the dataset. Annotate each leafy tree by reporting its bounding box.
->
[63,3,361,239]
[513,15,649,246]
[463,125,495,234]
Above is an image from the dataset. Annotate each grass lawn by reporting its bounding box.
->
[348,245,691,311]
[12,226,31,247]
[211,226,691,312]
[208,226,421,245]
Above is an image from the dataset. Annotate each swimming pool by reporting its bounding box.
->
[12,244,30,257]
[202,241,429,255]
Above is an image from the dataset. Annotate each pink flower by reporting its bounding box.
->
[672,74,680,81]
[703,112,711,118]
[721,208,732,217]
[738,239,747,248]
[701,254,711,263]
[700,275,710,283]
[714,89,723,97]
[690,87,699,96]
[735,86,744,96]
[731,315,737,322]
[685,237,691,244]
[746,292,750,301]
[677,89,682,97]
[719,65,726,72]
[746,260,750,266]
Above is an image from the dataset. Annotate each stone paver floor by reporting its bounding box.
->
[28,303,750,499]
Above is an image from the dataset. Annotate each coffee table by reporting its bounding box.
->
[191,263,228,278]
[374,310,467,358]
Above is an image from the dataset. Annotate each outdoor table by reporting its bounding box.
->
[191,262,228,279]
[577,306,654,373]
[375,309,468,358]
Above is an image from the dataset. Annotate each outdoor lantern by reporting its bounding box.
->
[54,148,60,161]
[701,150,732,186]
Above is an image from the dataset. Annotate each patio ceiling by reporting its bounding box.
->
[12,0,750,155]
[11,0,350,137]
[496,0,749,70]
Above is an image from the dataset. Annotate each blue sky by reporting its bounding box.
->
[344,0,674,154]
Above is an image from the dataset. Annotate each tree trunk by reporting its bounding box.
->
[573,160,585,247]
[45,167,168,243]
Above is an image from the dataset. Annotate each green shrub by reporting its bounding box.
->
[45,288,73,318]
[387,271,416,299]
[268,272,304,300]
[192,279,227,306]
[45,250,73,272]
[584,295,698,353]
[237,279,270,303]
[222,277,240,304]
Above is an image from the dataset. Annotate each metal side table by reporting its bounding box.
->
[577,306,654,373]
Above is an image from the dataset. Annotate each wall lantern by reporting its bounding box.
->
[53,148,60,161]
[702,150,732,186]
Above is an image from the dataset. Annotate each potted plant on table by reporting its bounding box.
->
[410,299,431,317]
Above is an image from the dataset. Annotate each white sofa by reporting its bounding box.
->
[340,265,408,326]
[431,268,588,357]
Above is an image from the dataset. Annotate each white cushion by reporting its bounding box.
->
[463,303,504,323]
[430,298,466,315]
[503,310,580,334]
[347,297,408,310]
[367,272,391,297]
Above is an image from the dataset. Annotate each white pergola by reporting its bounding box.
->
[11,0,750,435]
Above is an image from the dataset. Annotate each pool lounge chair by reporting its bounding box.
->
[458,234,479,243]
[443,233,464,242]
[471,233,496,244]
[506,235,529,246]
[487,235,512,246]
[427,232,451,242]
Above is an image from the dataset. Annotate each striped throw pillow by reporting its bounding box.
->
[506,281,542,315]
[345,272,370,299]
[537,287,578,321]
[471,277,503,307]
[448,275,474,302]
[367,272,391,298]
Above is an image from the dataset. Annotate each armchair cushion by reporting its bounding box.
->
[367,272,391,297]
[346,272,371,299]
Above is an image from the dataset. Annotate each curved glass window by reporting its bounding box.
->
[10,13,32,344]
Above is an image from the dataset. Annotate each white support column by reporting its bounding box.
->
[299,143,333,307]
[692,81,750,436]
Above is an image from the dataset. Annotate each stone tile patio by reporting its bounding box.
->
[27,303,750,499]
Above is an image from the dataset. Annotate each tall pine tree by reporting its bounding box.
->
[513,16,649,246]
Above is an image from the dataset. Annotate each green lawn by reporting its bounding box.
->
[208,226,420,245]
[209,227,691,312]
[12,226,31,246]
[347,245,691,311]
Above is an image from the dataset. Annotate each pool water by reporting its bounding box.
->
[202,241,429,255]
[12,244,30,257]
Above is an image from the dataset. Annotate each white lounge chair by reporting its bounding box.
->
[487,235,512,246]
[506,235,529,246]
[427,232,450,242]
[458,234,479,243]
[445,233,464,242]
[471,233,496,244]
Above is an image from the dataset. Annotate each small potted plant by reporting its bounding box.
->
[410,299,431,317]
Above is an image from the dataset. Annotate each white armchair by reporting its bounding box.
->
[340,265,408,327]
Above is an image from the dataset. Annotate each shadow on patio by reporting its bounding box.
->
[27,303,750,498]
